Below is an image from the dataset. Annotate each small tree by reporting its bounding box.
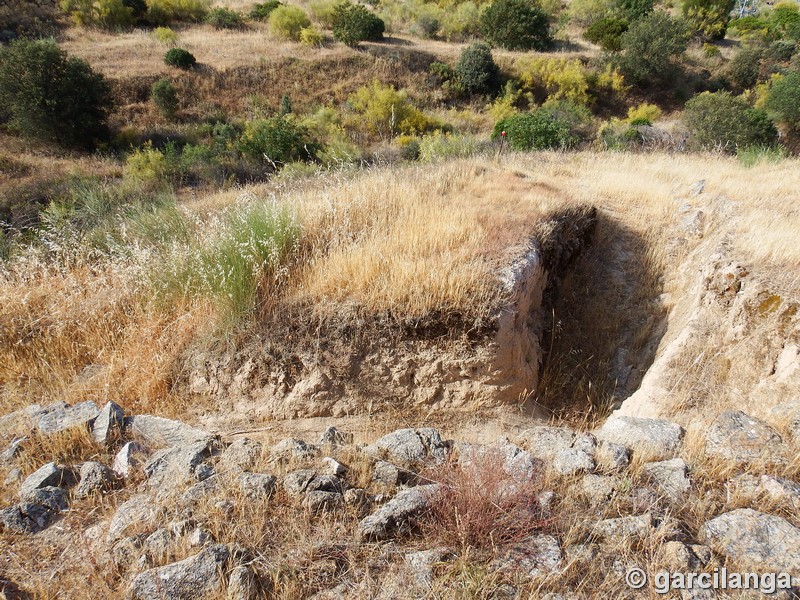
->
[269,5,311,41]
[205,7,243,29]
[454,42,500,95]
[684,91,777,151]
[616,12,688,85]
[726,45,763,90]
[237,115,318,164]
[614,0,653,20]
[249,0,281,21]
[151,78,178,118]
[682,0,736,40]
[480,0,552,51]
[583,16,628,51]
[493,110,575,150]
[0,39,112,147]
[331,1,384,46]
[164,47,196,69]
[764,71,800,128]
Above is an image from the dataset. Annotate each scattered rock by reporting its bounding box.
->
[537,490,557,515]
[144,440,217,486]
[129,544,230,600]
[0,502,57,534]
[343,488,368,509]
[406,547,453,589]
[219,438,262,473]
[366,428,448,467]
[358,484,444,541]
[302,490,343,513]
[702,508,800,573]
[496,535,562,578]
[108,494,164,542]
[595,416,684,461]
[644,458,690,500]
[127,414,212,448]
[270,438,320,462]
[0,437,25,464]
[188,526,213,547]
[75,461,118,499]
[283,470,344,499]
[458,440,540,483]
[593,514,653,545]
[553,445,596,476]
[228,564,260,600]
[20,486,68,513]
[143,528,173,562]
[657,541,709,571]
[238,472,276,501]
[581,474,617,506]
[704,411,786,465]
[36,400,99,435]
[372,460,402,487]
[755,475,800,509]
[595,441,631,472]
[4,467,22,486]
[517,427,596,474]
[19,462,74,497]
[91,401,125,445]
[113,441,148,477]
[319,426,353,448]
[320,457,347,478]
[111,535,145,572]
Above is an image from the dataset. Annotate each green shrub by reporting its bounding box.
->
[332,1,384,46]
[493,110,576,150]
[413,5,443,38]
[480,0,552,51]
[726,45,762,90]
[152,25,179,44]
[205,7,243,28]
[300,25,324,46]
[614,0,652,20]
[164,47,196,68]
[769,2,800,39]
[308,0,337,26]
[0,39,112,148]
[682,0,735,40]
[616,12,688,84]
[418,132,483,161]
[60,0,135,28]
[348,80,438,139]
[151,78,178,117]
[146,0,210,24]
[269,4,311,40]
[627,102,661,124]
[249,0,281,20]
[0,0,61,39]
[454,42,500,95]
[728,15,771,37]
[567,0,614,27]
[517,56,591,105]
[765,39,796,62]
[736,144,787,166]
[583,16,628,52]
[764,71,800,127]
[440,1,481,40]
[684,90,777,151]
[237,115,318,164]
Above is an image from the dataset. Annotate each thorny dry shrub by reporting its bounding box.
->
[418,449,548,551]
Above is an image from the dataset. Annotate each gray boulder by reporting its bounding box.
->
[238,472,277,501]
[19,462,74,496]
[283,470,345,498]
[496,535,562,578]
[228,564,260,600]
[270,438,320,462]
[406,547,454,589]
[593,514,653,545]
[319,426,353,448]
[755,475,800,509]
[358,484,444,541]
[37,400,99,435]
[320,457,346,478]
[113,441,148,477]
[75,461,118,499]
[372,460,402,487]
[595,441,632,472]
[644,458,691,500]
[0,437,25,464]
[702,509,800,573]
[517,427,597,474]
[108,494,164,542]
[595,416,684,460]
[20,486,69,513]
[366,428,448,467]
[219,438,262,473]
[302,490,343,513]
[129,544,230,600]
[127,414,212,447]
[144,440,217,486]
[91,401,125,445]
[458,440,541,483]
[581,474,618,506]
[0,502,57,533]
[704,411,786,465]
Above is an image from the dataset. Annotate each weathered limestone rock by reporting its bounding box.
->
[75,461,118,499]
[657,541,709,571]
[581,474,618,506]
[143,528,173,562]
[366,428,449,467]
[0,502,57,533]
[0,437,25,464]
[358,484,444,541]
[37,400,99,435]
[517,427,598,474]
[755,475,800,509]
[238,472,276,501]
[405,547,454,589]
[144,440,217,486]
[458,440,541,483]
[593,514,653,545]
[595,416,684,460]
[228,565,260,600]
[496,535,562,578]
[129,544,230,600]
[20,486,69,513]
[595,441,631,472]
[302,490,343,513]
[644,458,691,500]
[108,494,164,542]
[702,509,800,573]
[127,414,212,447]
[113,441,148,477]
[319,426,353,448]
[219,438,262,472]
[372,460,402,487]
[19,462,74,496]
[91,401,125,445]
[320,457,347,478]
[270,438,320,462]
[704,411,786,464]
[283,470,345,499]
